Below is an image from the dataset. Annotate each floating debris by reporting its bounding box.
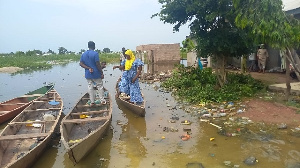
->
[244,156,258,165]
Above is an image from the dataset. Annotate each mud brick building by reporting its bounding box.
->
[136,44,181,75]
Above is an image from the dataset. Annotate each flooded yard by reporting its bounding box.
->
[0,62,300,168]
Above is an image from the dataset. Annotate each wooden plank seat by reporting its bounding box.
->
[70,110,109,116]
[24,108,61,112]
[81,97,109,100]
[0,111,11,113]
[0,133,49,141]
[39,98,49,101]
[21,94,44,97]
[33,101,47,103]
[76,104,106,108]
[8,120,56,125]
[62,117,108,123]
[1,103,26,106]
[0,111,11,115]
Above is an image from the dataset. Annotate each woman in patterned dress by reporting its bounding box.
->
[113,49,144,104]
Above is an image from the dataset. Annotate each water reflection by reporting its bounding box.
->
[1,61,300,168]
[116,100,147,168]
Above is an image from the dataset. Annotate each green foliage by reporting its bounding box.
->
[233,0,300,49]
[0,53,120,71]
[58,47,68,55]
[180,49,187,59]
[103,48,111,53]
[161,65,265,103]
[99,53,120,63]
[182,38,195,52]
[154,0,256,59]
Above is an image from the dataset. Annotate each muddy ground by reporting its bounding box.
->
[238,71,300,127]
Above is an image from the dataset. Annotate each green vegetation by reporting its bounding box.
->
[0,53,120,71]
[161,65,265,104]
[180,49,187,59]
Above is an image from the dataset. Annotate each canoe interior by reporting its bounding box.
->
[0,97,30,112]
[0,84,54,123]
[0,89,62,168]
[61,89,112,164]
[62,92,110,144]
[115,77,145,117]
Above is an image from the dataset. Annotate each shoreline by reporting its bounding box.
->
[0,67,24,73]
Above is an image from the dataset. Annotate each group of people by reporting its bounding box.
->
[79,41,144,106]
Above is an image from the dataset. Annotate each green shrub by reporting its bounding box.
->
[161,65,265,103]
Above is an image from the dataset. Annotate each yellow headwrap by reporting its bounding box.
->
[124,50,135,70]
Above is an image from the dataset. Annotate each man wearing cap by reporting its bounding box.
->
[257,44,269,73]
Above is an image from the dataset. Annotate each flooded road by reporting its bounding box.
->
[1,62,300,168]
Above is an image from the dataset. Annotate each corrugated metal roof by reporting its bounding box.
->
[283,0,300,11]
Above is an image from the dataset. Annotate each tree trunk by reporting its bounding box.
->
[285,56,291,100]
[215,55,227,88]
[285,47,300,80]
[241,55,247,73]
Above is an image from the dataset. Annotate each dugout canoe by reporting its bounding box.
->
[0,89,63,168]
[115,77,145,117]
[60,88,112,164]
[0,84,54,124]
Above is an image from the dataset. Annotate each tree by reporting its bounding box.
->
[15,51,25,56]
[47,49,55,54]
[58,47,68,55]
[25,50,35,56]
[233,0,300,98]
[79,49,85,55]
[182,38,195,52]
[153,0,256,87]
[103,48,110,53]
[33,49,43,55]
[95,49,101,54]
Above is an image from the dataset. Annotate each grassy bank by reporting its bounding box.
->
[0,53,120,71]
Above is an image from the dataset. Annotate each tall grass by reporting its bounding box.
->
[0,53,120,70]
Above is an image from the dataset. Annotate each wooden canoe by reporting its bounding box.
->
[115,77,145,117]
[0,89,63,168]
[60,88,112,164]
[0,84,54,124]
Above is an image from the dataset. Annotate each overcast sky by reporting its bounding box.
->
[0,0,191,53]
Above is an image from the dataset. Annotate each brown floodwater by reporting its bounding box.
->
[1,62,300,168]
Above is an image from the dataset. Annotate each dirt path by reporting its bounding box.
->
[238,99,300,127]
[237,71,300,127]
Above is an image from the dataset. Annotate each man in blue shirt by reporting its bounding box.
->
[80,41,105,105]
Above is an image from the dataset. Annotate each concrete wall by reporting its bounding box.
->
[186,51,212,68]
[226,47,282,70]
[187,52,197,67]
[136,43,181,75]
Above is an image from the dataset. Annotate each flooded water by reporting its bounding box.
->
[1,62,300,168]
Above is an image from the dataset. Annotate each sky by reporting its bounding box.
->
[0,0,191,53]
